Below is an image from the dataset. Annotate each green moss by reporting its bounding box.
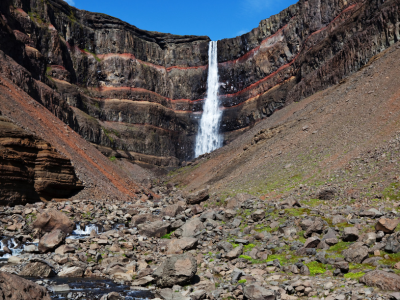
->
[302,199,323,207]
[344,272,365,279]
[327,242,352,253]
[109,156,117,162]
[161,232,173,239]
[238,279,247,284]
[382,182,400,201]
[243,244,256,252]
[305,261,326,276]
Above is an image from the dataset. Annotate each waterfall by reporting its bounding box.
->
[194,41,223,158]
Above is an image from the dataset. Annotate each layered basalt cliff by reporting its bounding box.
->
[0,116,83,205]
[0,0,398,165]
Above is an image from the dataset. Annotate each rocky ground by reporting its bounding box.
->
[2,185,400,300]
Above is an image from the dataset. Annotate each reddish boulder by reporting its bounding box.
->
[376,218,400,234]
[33,209,75,234]
[39,229,66,253]
[0,271,51,299]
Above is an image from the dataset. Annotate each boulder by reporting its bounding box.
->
[332,215,347,225]
[333,261,349,273]
[167,238,198,254]
[251,210,265,222]
[33,209,75,234]
[224,209,236,219]
[376,218,400,233]
[304,218,326,237]
[317,188,336,200]
[185,188,209,205]
[0,271,51,299]
[217,241,234,253]
[359,270,400,291]
[342,227,359,242]
[58,266,85,277]
[19,262,55,278]
[38,229,66,253]
[55,245,75,255]
[226,193,255,209]
[385,233,400,253]
[138,220,170,238]
[342,242,369,263]
[244,284,279,300]
[226,245,243,260]
[158,288,191,300]
[304,237,320,248]
[24,244,38,253]
[179,218,205,237]
[161,204,184,218]
[131,275,154,286]
[153,254,197,287]
[131,214,154,226]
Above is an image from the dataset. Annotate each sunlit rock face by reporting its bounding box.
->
[0,0,399,164]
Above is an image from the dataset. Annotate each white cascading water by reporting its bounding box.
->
[195,41,223,157]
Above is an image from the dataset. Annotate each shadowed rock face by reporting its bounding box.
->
[0,116,83,205]
[0,0,398,164]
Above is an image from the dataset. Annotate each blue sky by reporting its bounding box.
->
[63,0,298,41]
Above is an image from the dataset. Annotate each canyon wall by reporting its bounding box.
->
[0,0,399,165]
[0,116,83,205]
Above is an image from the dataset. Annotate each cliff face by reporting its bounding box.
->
[0,0,399,165]
[0,116,83,205]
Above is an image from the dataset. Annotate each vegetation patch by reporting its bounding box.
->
[305,261,327,276]
[344,271,365,279]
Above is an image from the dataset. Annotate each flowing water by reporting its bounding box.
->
[195,41,223,157]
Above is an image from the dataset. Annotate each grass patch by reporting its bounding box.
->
[327,242,352,253]
[109,156,117,162]
[301,199,323,207]
[161,232,173,239]
[344,271,365,279]
[305,261,326,276]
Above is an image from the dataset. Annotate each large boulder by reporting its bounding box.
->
[58,266,85,277]
[19,262,55,278]
[251,210,265,222]
[138,220,170,238]
[359,270,400,291]
[38,229,66,253]
[244,284,279,300]
[33,209,75,234]
[342,227,359,242]
[0,271,51,299]
[131,214,154,226]
[226,245,243,260]
[376,218,400,234]
[153,254,197,287]
[178,218,205,237]
[385,233,400,253]
[160,204,184,217]
[304,218,327,237]
[342,242,369,263]
[185,188,209,205]
[226,193,255,209]
[167,238,198,254]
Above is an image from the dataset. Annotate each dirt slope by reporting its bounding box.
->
[0,62,152,201]
[169,42,400,203]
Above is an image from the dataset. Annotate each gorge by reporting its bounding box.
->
[1,0,400,299]
[0,0,398,169]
